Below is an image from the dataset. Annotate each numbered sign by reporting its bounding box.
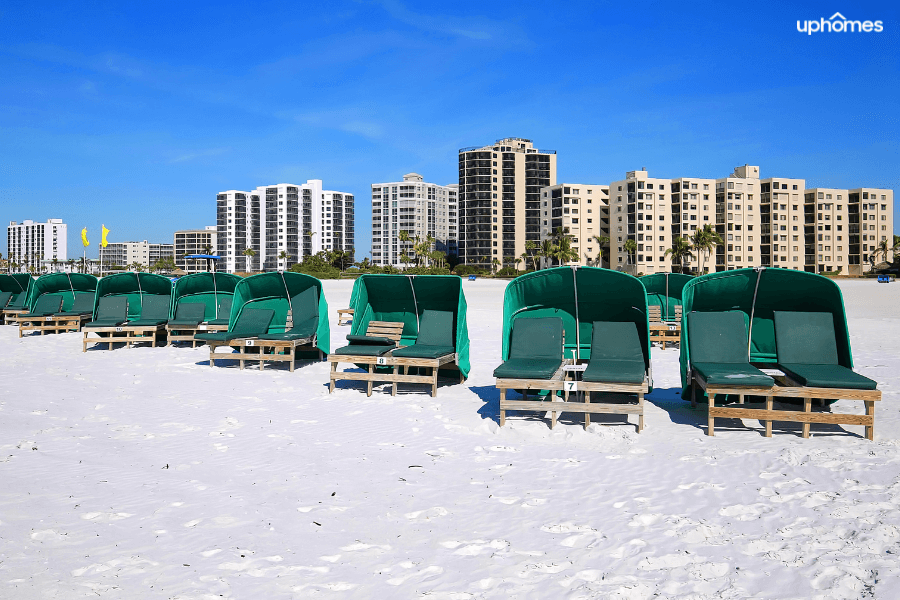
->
[45,316,54,321]
[668,325,676,331]
[376,357,387,365]
[564,381,579,392]
[198,324,208,330]
[115,327,123,332]
[245,340,255,346]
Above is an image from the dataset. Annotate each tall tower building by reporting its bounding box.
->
[458,137,556,269]
[7,219,67,272]
[216,180,354,273]
[371,173,457,268]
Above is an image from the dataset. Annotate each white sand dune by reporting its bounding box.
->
[1,278,899,599]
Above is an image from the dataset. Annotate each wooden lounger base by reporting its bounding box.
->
[649,323,680,350]
[496,363,647,432]
[329,352,463,397]
[82,325,167,351]
[691,371,881,440]
[166,324,229,347]
[336,309,354,326]
[19,315,90,336]
[2,309,28,326]
[208,337,322,371]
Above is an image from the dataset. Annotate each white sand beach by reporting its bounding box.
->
[1,278,899,599]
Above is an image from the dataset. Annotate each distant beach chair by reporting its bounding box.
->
[18,294,64,337]
[0,292,12,310]
[122,295,171,347]
[165,302,207,347]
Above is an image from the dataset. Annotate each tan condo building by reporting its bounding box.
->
[539,184,610,267]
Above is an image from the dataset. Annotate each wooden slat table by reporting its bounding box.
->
[337,308,354,326]
[208,336,322,371]
[649,322,680,349]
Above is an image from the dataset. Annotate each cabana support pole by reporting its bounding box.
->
[571,266,580,361]
[135,272,143,311]
[665,273,669,322]
[213,273,219,320]
[280,272,292,330]
[747,267,765,360]
[407,275,420,330]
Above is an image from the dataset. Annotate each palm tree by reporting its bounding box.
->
[524,240,541,271]
[242,247,256,272]
[664,236,694,273]
[278,250,289,271]
[690,225,723,274]
[591,235,610,267]
[538,239,556,269]
[623,239,638,274]
[491,257,500,274]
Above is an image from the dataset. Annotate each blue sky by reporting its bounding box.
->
[1,0,898,260]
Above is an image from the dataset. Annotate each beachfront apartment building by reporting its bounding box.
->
[216,180,355,273]
[538,184,610,267]
[175,226,218,273]
[370,173,457,268]
[6,219,67,272]
[609,165,894,275]
[100,241,174,270]
[458,137,556,270]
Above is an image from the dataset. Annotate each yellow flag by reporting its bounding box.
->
[101,225,110,248]
[81,228,90,247]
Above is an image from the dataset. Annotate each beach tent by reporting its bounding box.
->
[679,267,852,400]
[171,272,242,320]
[500,266,650,370]
[228,271,330,355]
[0,274,35,307]
[94,272,173,321]
[23,273,98,312]
[640,273,692,322]
[347,274,470,378]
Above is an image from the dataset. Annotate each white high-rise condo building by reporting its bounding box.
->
[7,219,67,272]
[371,173,458,268]
[458,138,557,270]
[216,180,355,273]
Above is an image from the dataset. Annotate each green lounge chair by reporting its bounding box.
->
[126,295,171,326]
[687,311,774,393]
[390,310,462,396]
[21,295,63,319]
[582,321,646,385]
[196,308,275,343]
[773,311,877,390]
[7,293,27,310]
[257,287,319,342]
[56,293,95,316]
[85,297,129,328]
[208,296,233,326]
[493,317,564,380]
[332,322,399,357]
[0,292,11,309]
[168,302,207,327]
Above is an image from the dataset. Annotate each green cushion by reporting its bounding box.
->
[773,311,839,365]
[392,345,455,359]
[583,359,646,384]
[23,294,63,318]
[688,311,750,364]
[8,293,27,309]
[215,296,233,320]
[127,319,168,327]
[332,344,394,356]
[779,363,877,390]
[416,310,454,347]
[508,317,563,360]
[95,296,128,324]
[693,362,774,387]
[0,291,13,309]
[173,302,206,325]
[196,308,274,341]
[494,358,562,380]
[56,293,95,316]
[208,318,230,326]
[590,321,645,362]
[346,335,396,345]
[258,317,318,341]
[290,287,319,324]
[137,295,170,321]
[85,319,127,328]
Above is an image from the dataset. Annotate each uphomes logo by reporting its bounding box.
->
[797,12,884,35]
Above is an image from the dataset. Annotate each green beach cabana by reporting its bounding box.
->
[83,272,173,350]
[495,266,651,430]
[680,267,880,439]
[19,272,98,335]
[167,272,242,345]
[0,274,36,324]
[205,271,329,370]
[329,274,470,396]
[640,273,692,322]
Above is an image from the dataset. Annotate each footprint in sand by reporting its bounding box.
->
[405,507,449,520]
[718,503,773,521]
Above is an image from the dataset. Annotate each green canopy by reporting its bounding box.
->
[229,272,330,354]
[679,267,852,399]
[640,273,692,321]
[0,274,35,306]
[95,272,173,321]
[501,266,650,372]
[171,272,242,320]
[24,273,98,312]
[348,274,470,377]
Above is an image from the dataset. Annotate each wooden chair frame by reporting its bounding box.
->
[2,309,28,326]
[83,323,167,351]
[20,314,91,337]
[690,365,880,440]
[166,323,228,347]
[336,308,354,326]
[208,335,322,371]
